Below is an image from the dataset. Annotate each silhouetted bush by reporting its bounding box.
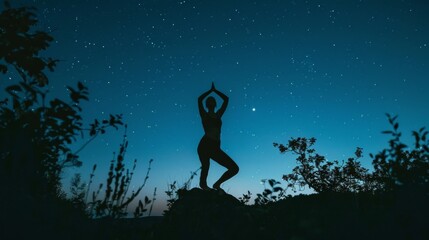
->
[273,114,428,197]
[371,114,429,194]
[238,190,252,205]
[273,139,372,193]
[0,2,122,199]
[0,2,148,238]
[84,129,155,219]
[254,179,286,205]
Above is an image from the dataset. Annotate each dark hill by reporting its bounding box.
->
[150,188,429,240]
[6,188,426,240]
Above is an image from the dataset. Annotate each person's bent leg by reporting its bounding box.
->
[212,150,239,190]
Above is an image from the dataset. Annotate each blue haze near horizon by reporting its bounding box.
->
[3,0,429,216]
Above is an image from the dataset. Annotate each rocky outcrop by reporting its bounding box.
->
[160,188,252,240]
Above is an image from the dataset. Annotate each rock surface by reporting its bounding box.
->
[160,188,251,240]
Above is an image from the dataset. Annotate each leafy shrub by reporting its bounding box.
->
[273,138,371,194]
[0,2,122,199]
[69,173,88,214]
[371,114,429,194]
[68,127,156,219]
[83,128,155,219]
[273,114,429,197]
[238,190,252,205]
[1,0,154,223]
[254,179,286,205]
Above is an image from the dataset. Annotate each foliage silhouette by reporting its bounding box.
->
[273,138,371,193]
[69,173,88,215]
[147,187,157,216]
[0,3,154,238]
[82,127,154,219]
[273,114,428,196]
[0,2,123,199]
[238,190,252,205]
[371,114,429,194]
[254,179,287,205]
[164,167,200,214]
[0,1,57,86]
[69,146,155,220]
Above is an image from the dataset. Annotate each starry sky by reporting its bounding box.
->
[5,0,429,215]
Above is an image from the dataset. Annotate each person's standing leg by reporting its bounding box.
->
[197,139,211,190]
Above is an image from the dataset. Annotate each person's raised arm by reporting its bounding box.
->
[213,83,229,117]
[198,85,213,117]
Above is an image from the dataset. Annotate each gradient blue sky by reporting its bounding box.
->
[4,0,429,215]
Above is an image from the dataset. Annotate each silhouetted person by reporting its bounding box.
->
[197,83,239,191]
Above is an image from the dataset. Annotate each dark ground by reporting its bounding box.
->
[151,188,429,240]
[2,188,428,240]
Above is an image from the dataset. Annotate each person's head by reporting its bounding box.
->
[206,96,216,111]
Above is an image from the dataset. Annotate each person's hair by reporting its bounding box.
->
[206,96,216,109]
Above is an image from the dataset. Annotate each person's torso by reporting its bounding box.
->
[202,113,222,141]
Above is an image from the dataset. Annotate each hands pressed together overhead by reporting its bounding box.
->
[210,82,216,92]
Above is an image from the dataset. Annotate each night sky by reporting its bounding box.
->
[5,0,429,215]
